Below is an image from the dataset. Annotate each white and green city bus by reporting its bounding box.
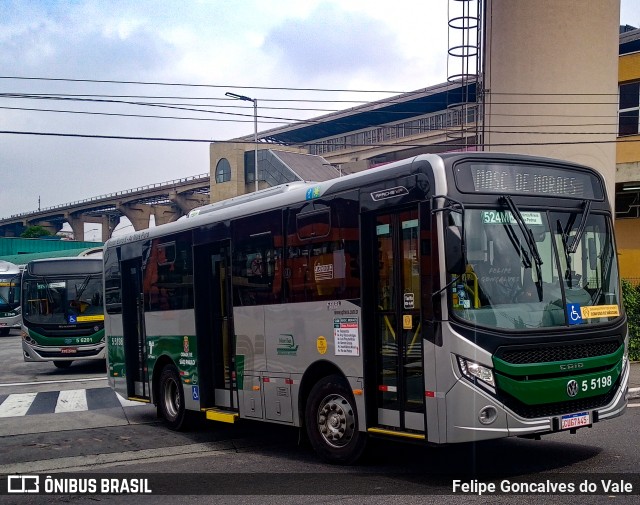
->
[104,153,628,463]
[0,260,22,336]
[21,257,105,369]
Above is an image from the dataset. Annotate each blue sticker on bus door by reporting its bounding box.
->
[68,315,77,324]
[192,385,199,401]
[567,304,583,325]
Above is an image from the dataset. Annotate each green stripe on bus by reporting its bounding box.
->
[495,362,623,405]
[492,345,624,377]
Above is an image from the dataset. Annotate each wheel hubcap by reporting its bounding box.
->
[317,393,356,448]
[164,377,180,420]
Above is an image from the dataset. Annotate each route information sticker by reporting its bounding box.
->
[334,317,360,356]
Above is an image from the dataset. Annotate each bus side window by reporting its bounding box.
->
[286,198,360,303]
[143,232,194,312]
[104,247,122,314]
[231,211,283,306]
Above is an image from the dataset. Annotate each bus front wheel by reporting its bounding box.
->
[305,375,366,464]
[158,364,187,430]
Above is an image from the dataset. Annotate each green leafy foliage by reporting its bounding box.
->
[622,279,640,361]
[20,226,52,238]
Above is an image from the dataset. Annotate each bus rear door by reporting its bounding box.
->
[121,258,149,399]
[194,240,236,412]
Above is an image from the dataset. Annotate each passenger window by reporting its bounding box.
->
[143,232,194,311]
[231,211,283,306]
[286,198,360,303]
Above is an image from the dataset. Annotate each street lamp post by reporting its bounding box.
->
[225,92,258,193]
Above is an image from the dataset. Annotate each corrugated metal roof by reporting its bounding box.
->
[271,150,340,182]
[0,247,101,266]
[237,81,476,144]
[0,237,102,256]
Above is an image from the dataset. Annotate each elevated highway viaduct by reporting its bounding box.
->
[0,173,210,242]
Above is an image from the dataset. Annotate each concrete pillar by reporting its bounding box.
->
[483,0,619,205]
[0,223,25,237]
[65,213,86,241]
[169,190,210,214]
[116,203,152,231]
[152,204,181,226]
[101,214,119,242]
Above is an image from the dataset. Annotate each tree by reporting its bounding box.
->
[20,226,52,238]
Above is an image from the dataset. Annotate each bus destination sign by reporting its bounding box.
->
[454,163,603,200]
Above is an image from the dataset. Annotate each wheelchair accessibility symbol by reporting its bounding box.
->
[567,303,583,325]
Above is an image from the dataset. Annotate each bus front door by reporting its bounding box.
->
[194,241,235,411]
[121,258,149,400]
[370,208,425,433]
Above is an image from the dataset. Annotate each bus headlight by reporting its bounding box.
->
[457,356,495,388]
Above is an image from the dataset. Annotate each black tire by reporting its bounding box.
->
[305,374,366,464]
[53,361,72,369]
[158,364,188,430]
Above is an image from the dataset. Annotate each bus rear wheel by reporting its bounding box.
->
[305,375,366,464]
[53,361,72,369]
[158,364,188,430]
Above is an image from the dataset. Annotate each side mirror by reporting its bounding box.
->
[445,225,466,275]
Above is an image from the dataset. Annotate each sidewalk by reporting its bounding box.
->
[628,361,640,400]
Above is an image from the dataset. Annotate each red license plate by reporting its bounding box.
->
[561,412,590,430]
[60,347,77,354]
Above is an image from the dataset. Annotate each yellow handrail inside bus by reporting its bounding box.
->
[463,265,480,308]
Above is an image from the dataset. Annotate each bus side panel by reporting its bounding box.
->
[263,301,365,429]
[105,313,128,400]
[234,305,266,420]
[144,310,198,411]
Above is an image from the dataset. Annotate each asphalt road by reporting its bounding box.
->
[1,329,640,504]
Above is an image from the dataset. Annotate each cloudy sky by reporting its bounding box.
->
[0,0,638,237]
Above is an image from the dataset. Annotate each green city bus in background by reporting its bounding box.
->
[0,260,22,336]
[21,257,105,369]
[104,152,628,463]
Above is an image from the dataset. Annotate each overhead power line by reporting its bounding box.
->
[0,75,409,94]
[0,75,628,96]
[0,129,637,148]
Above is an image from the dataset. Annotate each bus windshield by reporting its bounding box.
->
[22,275,103,325]
[452,208,620,330]
[0,275,20,311]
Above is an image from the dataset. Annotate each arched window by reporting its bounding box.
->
[215,158,231,183]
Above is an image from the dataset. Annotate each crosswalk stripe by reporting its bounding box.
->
[0,388,149,418]
[55,389,88,413]
[0,392,38,418]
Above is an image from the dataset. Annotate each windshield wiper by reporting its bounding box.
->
[500,196,543,267]
[75,275,92,300]
[567,200,592,254]
[557,200,592,289]
[500,196,544,301]
[501,222,532,269]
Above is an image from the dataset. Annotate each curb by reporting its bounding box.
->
[628,387,640,400]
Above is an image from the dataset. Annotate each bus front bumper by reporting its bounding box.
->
[22,339,106,362]
[444,358,629,443]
